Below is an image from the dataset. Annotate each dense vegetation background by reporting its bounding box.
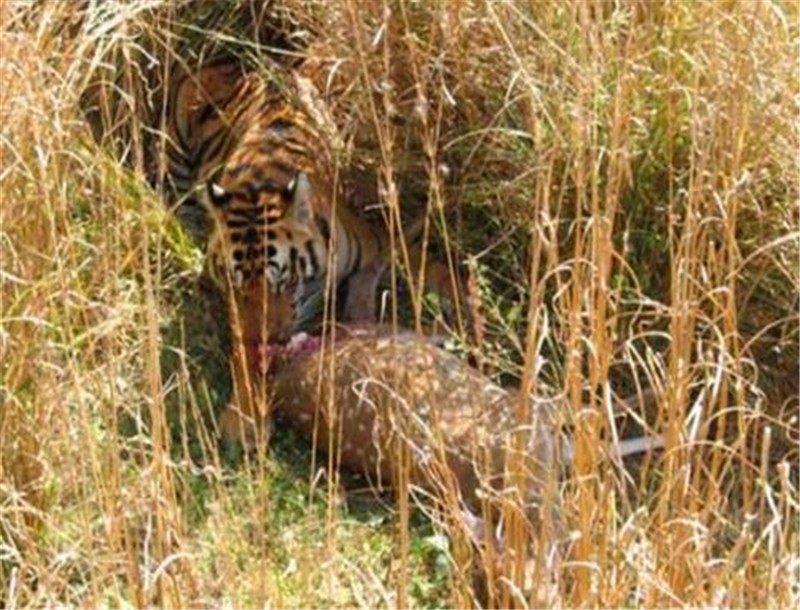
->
[1,1,797,607]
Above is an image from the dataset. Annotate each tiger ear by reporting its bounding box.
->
[206,181,230,208]
[287,172,314,226]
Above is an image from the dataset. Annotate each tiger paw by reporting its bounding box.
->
[218,403,269,452]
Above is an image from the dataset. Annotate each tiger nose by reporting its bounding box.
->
[238,283,294,342]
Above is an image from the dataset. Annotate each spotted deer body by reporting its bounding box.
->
[270,329,557,514]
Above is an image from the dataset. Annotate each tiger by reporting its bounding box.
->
[161,58,390,347]
[160,59,463,444]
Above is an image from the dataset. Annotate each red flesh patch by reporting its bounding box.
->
[252,332,323,375]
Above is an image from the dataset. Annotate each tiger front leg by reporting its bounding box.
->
[219,296,272,451]
[219,347,271,451]
[342,259,387,322]
[218,401,270,452]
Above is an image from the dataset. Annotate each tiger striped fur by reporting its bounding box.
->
[162,59,388,343]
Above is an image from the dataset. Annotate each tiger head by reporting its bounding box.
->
[202,170,329,348]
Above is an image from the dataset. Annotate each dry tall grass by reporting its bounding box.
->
[1,1,798,608]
